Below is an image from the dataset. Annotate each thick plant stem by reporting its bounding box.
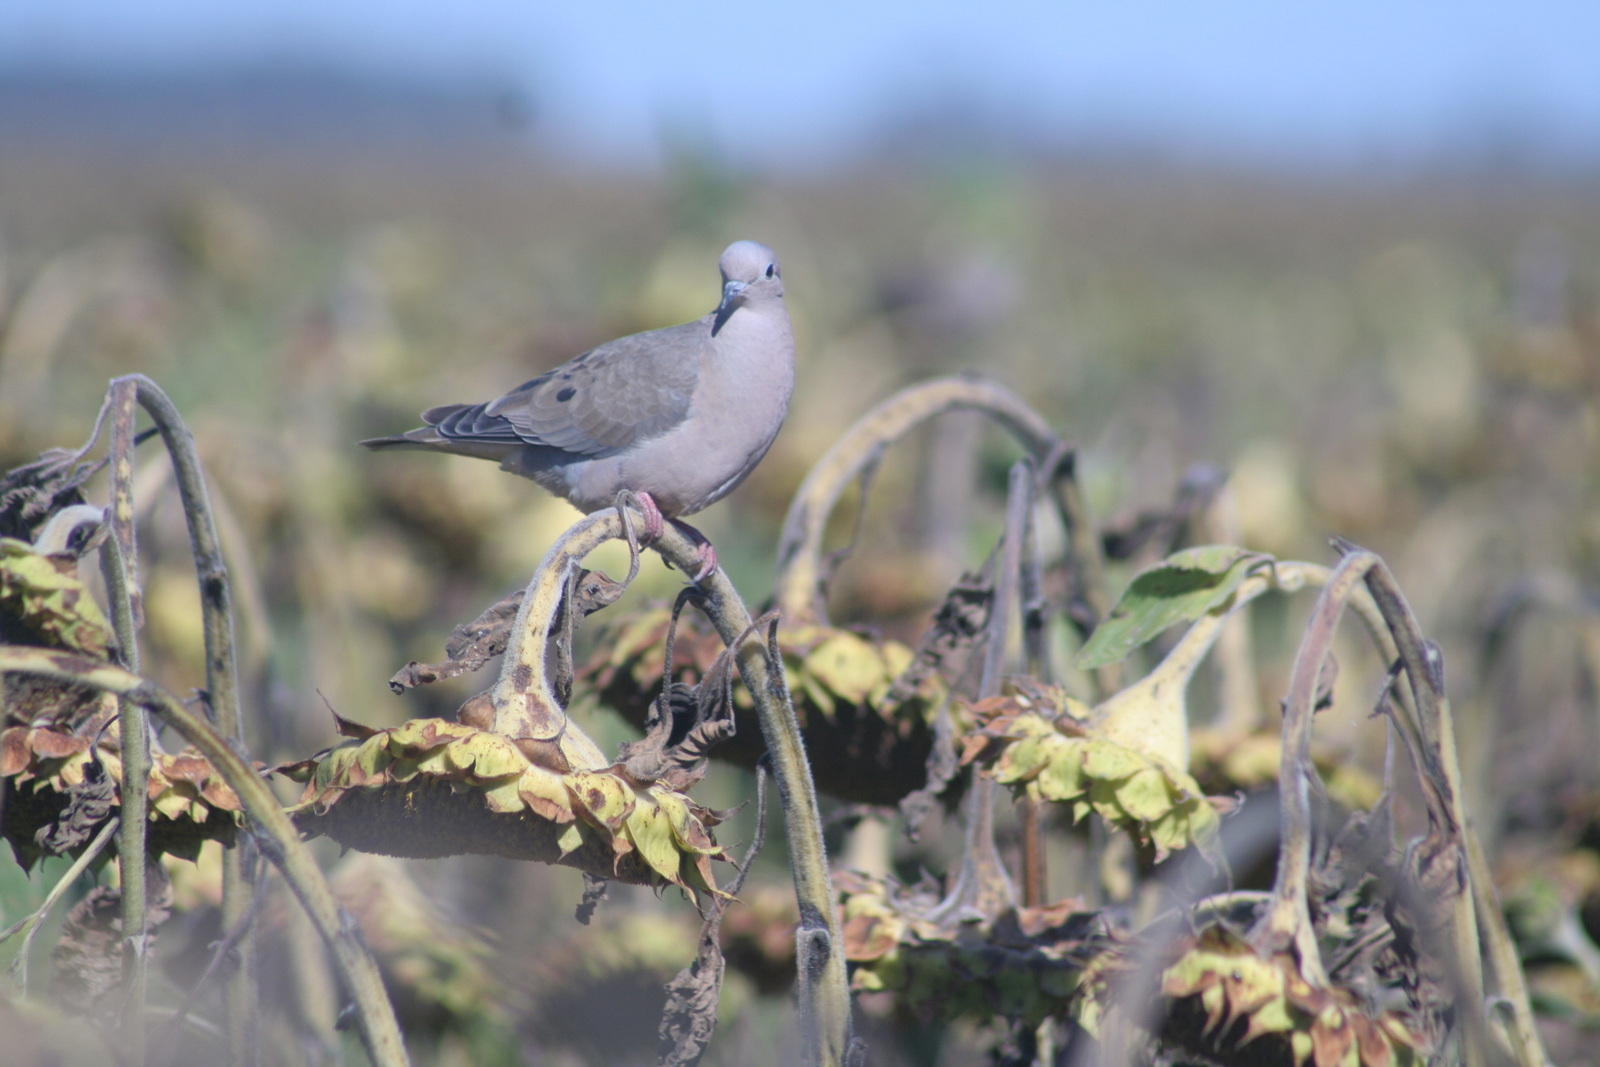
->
[699,574,855,1067]
[1252,551,1376,984]
[486,516,623,767]
[775,376,1061,626]
[105,378,148,1065]
[0,647,410,1067]
[1018,473,1048,907]
[114,377,242,736]
[113,375,255,1063]
[1466,822,1552,1067]
[104,542,150,1060]
[490,504,854,1066]
[1359,558,1501,1066]
[932,462,1033,926]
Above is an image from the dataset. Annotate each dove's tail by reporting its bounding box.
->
[359,427,514,463]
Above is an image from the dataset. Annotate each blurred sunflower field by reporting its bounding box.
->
[2,119,1600,1066]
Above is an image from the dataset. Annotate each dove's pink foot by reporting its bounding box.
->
[669,518,719,583]
[629,491,667,544]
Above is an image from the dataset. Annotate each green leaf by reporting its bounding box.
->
[805,631,888,705]
[1032,738,1087,801]
[625,798,682,883]
[1083,738,1146,781]
[994,735,1052,783]
[1115,767,1175,821]
[1077,545,1268,669]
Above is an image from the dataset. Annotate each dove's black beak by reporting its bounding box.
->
[712,279,748,336]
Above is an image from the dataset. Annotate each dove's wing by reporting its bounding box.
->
[425,321,705,459]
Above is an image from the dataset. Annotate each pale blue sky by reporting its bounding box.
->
[3,1,1597,167]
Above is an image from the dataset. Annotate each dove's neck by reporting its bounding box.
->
[711,299,795,378]
[701,295,795,436]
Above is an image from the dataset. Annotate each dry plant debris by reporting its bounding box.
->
[1153,926,1423,1067]
[837,868,1097,1027]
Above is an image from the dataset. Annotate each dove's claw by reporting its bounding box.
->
[629,491,667,544]
[690,542,718,583]
[667,518,719,583]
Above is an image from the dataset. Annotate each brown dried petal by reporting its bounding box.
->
[163,753,211,783]
[513,736,571,774]
[200,776,242,811]
[842,912,900,962]
[0,726,31,775]
[1310,1007,1355,1067]
[30,728,88,759]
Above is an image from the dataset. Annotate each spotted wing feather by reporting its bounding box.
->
[426,322,704,459]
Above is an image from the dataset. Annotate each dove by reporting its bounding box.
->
[362,240,795,580]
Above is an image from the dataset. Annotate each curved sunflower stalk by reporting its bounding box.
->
[336,498,861,1066]
[284,508,730,899]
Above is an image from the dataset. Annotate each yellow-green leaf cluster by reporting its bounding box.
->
[1190,727,1383,812]
[1,725,243,821]
[0,538,114,657]
[583,607,932,727]
[973,703,1222,861]
[780,624,919,723]
[837,871,1085,1026]
[284,718,726,897]
[1155,926,1422,1067]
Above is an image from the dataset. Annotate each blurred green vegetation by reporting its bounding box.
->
[2,137,1599,1064]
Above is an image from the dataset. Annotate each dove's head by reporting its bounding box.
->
[715,240,783,327]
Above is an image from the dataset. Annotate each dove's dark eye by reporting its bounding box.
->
[765,264,776,278]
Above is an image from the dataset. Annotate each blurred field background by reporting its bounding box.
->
[4,6,1600,1064]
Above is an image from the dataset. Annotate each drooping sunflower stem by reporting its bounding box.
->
[103,374,258,1063]
[931,459,1036,926]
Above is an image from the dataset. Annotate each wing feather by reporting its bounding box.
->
[482,321,704,456]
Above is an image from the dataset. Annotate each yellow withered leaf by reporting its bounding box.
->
[1083,738,1147,781]
[1115,767,1175,822]
[445,731,527,780]
[1032,738,1087,801]
[0,538,115,657]
[556,823,585,856]
[625,797,683,883]
[804,630,888,705]
[480,777,525,814]
[798,665,836,720]
[995,734,1052,783]
[568,770,635,832]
